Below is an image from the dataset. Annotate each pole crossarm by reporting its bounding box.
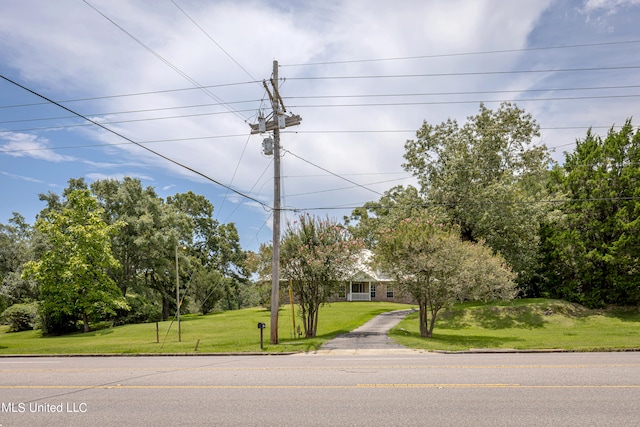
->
[249,114,302,134]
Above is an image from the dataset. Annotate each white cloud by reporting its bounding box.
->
[583,0,640,13]
[0,131,76,162]
[0,170,45,184]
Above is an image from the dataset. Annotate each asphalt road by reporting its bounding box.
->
[1,352,640,426]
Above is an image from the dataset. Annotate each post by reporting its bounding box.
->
[270,60,281,345]
[176,245,181,342]
[289,279,296,338]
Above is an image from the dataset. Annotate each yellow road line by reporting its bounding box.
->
[2,363,639,373]
[2,384,640,389]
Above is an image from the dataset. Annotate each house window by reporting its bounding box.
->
[386,287,394,298]
[351,282,365,293]
[338,285,346,298]
[370,284,376,298]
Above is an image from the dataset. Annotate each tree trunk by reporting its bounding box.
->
[306,305,316,338]
[82,313,90,333]
[419,303,428,338]
[427,307,439,338]
[162,296,171,321]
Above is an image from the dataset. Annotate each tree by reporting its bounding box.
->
[167,191,249,310]
[541,121,640,307]
[22,190,128,334]
[375,215,516,338]
[346,185,425,249]
[280,214,364,337]
[403,103,553,291]
[0,213,38,311]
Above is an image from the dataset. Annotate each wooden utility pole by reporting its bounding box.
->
[250,60,301,344]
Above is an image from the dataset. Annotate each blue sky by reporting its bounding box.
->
[1,0,639,252]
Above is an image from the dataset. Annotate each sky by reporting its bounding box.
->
[1,0,639,252]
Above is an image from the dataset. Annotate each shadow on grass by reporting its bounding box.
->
[469,306,546,329]
[437,304,548,330]
[603,307,640,322]
[394,328,523,349]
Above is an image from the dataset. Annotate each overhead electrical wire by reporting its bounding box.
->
[285,65,640,81]
[0,73,270,210]
[285,93,640,109]
[1,123,627,155]
[282,148,383,197]
[82,0,250,124]
[293,196,640,213]
[170,0,259,85]
[3,84,637,125]
[0,81,259,110]
[281,39,640,67]
[167,0,267,219]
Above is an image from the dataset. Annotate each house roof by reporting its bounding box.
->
[349,249,392,282]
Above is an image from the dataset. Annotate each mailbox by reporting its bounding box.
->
[257,322,266,350]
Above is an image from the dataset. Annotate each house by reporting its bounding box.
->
[329,250,414,304]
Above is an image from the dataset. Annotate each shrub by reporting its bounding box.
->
[1,303,39,332]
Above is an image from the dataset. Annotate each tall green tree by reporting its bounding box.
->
[0,213,38,311]
[403,102,553,290]
[346,185,425,249]
[281,214,364,337]
[22,190,128,334]
[375,215,516,338]
[542,120,640,306]
[167,191,249,310]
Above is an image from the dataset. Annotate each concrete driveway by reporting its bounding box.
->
[318,309,417,354]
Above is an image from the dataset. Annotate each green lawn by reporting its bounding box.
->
[390,299,640,351]
[0,302,411,355]
[1,299,639,355]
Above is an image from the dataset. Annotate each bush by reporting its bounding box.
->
[1,303,39,332]
[113,294,162,325]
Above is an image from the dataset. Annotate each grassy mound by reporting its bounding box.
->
[390,299,640,351]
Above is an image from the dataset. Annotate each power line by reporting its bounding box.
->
[283,84,640,101]
[285,65,640,81]
[0,99,262,125]
[3,108,256,133]
[0,73,270,210]
[170,0,259,84]
[5,84,635,125]
[281,39,640,67]
[3,92,636,133]
[291,196,640,212]
[286,176,414,198]
[1,124,627,155]
[82,0,249,123]
[283,148,383,197]
[286,94,640,109]
[0,81,258,110]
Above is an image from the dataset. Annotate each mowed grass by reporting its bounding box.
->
[390,299,640,351]
[2,299,639,354]
[0,302,411,355]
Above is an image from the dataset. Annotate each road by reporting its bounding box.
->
[1,352,639,426]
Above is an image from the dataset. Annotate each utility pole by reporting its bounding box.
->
[250,60,301,344]
[175,244,181,342]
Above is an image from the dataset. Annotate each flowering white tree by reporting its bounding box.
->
[375,215,516,338]
[281,214,364,337]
